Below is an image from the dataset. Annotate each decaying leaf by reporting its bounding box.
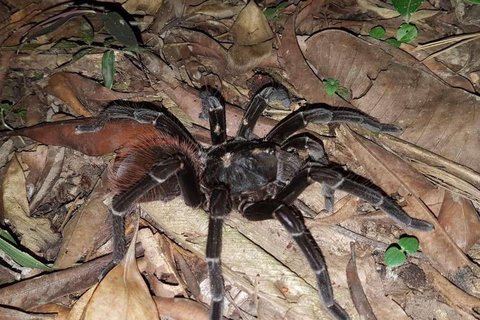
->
[83,224,159,320]
[438,192,480,253]
[346,242,376,320]
[55,171,109,269]
[2,155,60,255]
[227,1,274,73]
[154,297,208,320]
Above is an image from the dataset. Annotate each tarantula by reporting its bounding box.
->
[98,87,433,320]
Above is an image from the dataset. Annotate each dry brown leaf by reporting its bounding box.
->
[336,126,474,276]
[27,146,65,212]
[30,304,70,320]
[0,254,111,310]
[437,192,480,253]
[154,297,208,320]
[65,286,96,320]
[356,256,410,319]
[44,73,148,116]
[17,145,49,196]
[226,1,274,73]
[278,14,346,106]
[122,0,163,14]
[55,171,109,269]
[303,30,480,174]
[186,1,243,19]
[2,154,60,254]
[0,305,56,319]
[423,263,480,317]
[346,243,376,320]
[83,225,159,320]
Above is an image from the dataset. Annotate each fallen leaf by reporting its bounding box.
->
[154,297,208,320]
[226,1,274,73]
[83,224,159,320]
[437,192,480,253]
[346,243,376,320]
[55,171,109,269]
[0,305,55,319]
[1,118,157,156]
[2,155,60,255]
[336,126,475,277]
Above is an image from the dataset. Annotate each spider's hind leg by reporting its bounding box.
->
[242,202,350,320]
[275,166,434,232]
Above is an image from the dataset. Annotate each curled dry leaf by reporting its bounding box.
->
[227,1,274,73]
[346,243,376,320]
[336,126,474,277]
[83,225,159,320]
[44,73,148,116]
[2,155,60,254]
[55,171,109,269]
[154,297,208,320]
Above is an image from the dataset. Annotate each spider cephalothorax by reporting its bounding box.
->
[105,87,433,320]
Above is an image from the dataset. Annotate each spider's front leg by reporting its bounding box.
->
[242,202,350,320]
[276,165,434,232]
[206,187,232,320]
[106,155,202,274]
[266,106,402,143]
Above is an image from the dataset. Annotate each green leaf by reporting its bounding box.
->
[397,23,418,43]
[385,246,407,267]
[0,236,52,270]
[264,8,277,18]
[463,0,480,3]
[52,40,80,49]
[102,50,115,89]
[386,38,402,47]
[276,1,291,10]
[392,0,424,20]
[323,78,340,96]
[72,47,92,62]
[15,110,27,117]
[80,17,94,45]
[101,12,138,48]
[0,103,13,111]
[398,236,419,254]
[370,26,386,39]
[0,229,17,245]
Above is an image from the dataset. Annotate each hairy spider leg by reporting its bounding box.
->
[202,93,227,145]
[242,202,350,320]
[236,87,276,140]
[275,166,434,232]
[265,106,402,143]
[280,132,329,165]
[206,187,232,320]
[110,155,202,264]
[105,104,200,148]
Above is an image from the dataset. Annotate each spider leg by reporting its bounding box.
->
[110,155,202,264]
[281,133,328,165]
[236,87,283,140]
[242,202,350,320]
[201,93,227,145]
[276,166,434,231]
[265,106,402,143]
[206,187,232,320]
[105,105,199,147]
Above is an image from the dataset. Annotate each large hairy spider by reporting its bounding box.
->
[102,87,433,320]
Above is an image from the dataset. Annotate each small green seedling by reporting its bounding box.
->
[385,235,419,267]
[322,78,350,99]
[370,0,424,46]
[1,102,26,130]
[264,1,290,23]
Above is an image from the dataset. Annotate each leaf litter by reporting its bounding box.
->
[0,0,480,319]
